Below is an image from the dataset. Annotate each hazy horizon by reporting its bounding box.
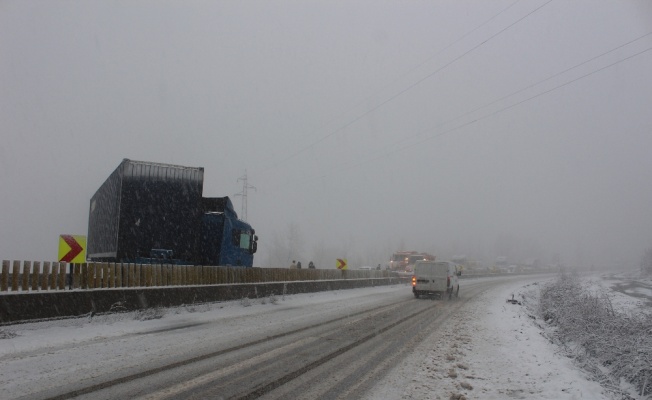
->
[2,1,651,270]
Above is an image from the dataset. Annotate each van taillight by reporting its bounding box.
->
[411,276,416,287]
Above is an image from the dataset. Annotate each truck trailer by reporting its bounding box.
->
[87,159,257,266]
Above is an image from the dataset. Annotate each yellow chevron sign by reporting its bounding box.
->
[58,235,86,263]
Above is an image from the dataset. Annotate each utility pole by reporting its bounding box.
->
[235,170,255,222]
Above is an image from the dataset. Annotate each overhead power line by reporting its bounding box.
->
[279,45,652,190]
[366,46,652,172]
[382,30,652,152]
[259,0,550,175]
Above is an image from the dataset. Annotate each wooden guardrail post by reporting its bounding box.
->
[57,263,65,290]
[130,263,136,287]
[51,262,58,290]
[147,264,156,287]
[101,263,107,288]
[136,264,142,287]
[0,260,9,292]
[115,263,122,288]
[50,262,57,289]
[86,263,93,289]
[92,263,100,288]
[81,263,89,289]
[154,264,159,286]
[80,263,86,289]
[73,263,80,289]
[133,264,143,287]
[128,263,135,288]
[21,261,30,291]
[154,264,160,286]
[105,263,113,288]
[143,264,150,287]
[11,261,20,291]
[1,260,8,292]
[31,261,40,291]
[42,262,50,290]
[59,263,65,288]
[141,264,147,287]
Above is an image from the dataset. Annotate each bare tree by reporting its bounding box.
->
[265,223,305,268]
[641,246,652,275]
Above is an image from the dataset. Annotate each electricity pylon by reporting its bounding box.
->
[235,171,255,222]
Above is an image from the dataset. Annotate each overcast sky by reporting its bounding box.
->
[1,1,651,269]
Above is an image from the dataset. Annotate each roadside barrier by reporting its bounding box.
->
[0,260,391,293]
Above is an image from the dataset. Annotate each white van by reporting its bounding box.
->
[411,260,460,299]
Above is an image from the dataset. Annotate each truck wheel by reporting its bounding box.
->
[414,292,420,299]
[455,285,460,298]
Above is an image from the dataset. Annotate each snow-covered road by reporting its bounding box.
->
[367,277,610,400]
[0,274,624,399]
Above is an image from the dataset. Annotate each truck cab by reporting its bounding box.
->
[412,261,460,299]
[200,205,257,266]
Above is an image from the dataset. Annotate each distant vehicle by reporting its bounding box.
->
[87,159,258,267]
[358,266,373,270]
[411,260,460,299]
[389,251,435,273]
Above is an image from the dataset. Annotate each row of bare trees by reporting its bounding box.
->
[263,223,396,270]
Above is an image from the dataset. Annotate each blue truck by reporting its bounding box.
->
[87,159,257,266]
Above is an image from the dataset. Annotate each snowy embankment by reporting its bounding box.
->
[537,272,652,399]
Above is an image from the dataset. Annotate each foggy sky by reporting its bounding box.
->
[2,1,651,269]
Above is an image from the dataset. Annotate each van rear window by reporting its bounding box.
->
[416,262,449,277]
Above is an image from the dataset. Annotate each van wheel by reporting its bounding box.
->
[455,285,460,298]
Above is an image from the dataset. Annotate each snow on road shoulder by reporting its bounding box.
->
[365,279,611,400]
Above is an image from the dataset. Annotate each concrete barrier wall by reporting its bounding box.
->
[0,277,406,324]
